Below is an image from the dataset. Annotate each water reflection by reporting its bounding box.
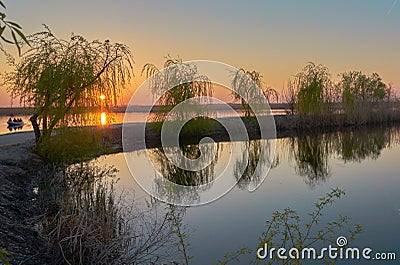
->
[234,139,278,190]
[100,127,400,263]
[149,143,220,186]
[142,127,400,193]
[281,126,400,188]
[293,135,330,188]
[332,128,392,162]
[63,111,115,126]
[100,112,107,125]
[147,143,221,203]
[7,124,24,131]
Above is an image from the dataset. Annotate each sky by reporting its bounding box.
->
[0,0,399,106]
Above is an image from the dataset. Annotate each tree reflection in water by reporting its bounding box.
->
[130,126,400,263]
[147,142,221,203]
[144,126,400,197]
[294,134,330,188]
[234,139,278,190]
[280,126,400,188]
[333,127,392,162]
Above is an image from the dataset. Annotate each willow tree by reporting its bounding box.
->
[231,68,278,117]
[142,57,212,122]
[295,62,331,115]
[4,27,134,144]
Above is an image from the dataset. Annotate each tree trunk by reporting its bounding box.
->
[30,114,41,143]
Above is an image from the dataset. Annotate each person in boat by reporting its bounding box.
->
[8,117,12,122]
[13,117,17,122]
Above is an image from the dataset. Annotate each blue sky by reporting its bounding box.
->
[1,0,399,106]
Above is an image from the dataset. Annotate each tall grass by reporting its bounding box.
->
[37,127,114,164]
[36,127,187,264]
[39,161,182,264]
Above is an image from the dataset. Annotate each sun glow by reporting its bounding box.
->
[100,112,107,125]
[99,94,106,100]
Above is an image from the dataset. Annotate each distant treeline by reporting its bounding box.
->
[0,107,35,116]
[3,101,400,116]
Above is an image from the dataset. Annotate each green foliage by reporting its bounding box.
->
[0,0,29,55]
[296,62,330,115]
[0,249,10,265]
[166,204,192,264]
[253,188,362,265]
[214,248,252,265]
[231,68,278,117]
[231,69,263,117]
[338,71,390,114]
[4,26,134,144]
[142,56,212,123]
[38,127,112,164]
[150,116,218,138]
[215,188,362,264]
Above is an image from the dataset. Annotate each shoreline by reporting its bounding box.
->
[0,141,46,264]
[0,103,291,116]
[2,112,400,150]
[96,113,400,152]
[2,102,400,115]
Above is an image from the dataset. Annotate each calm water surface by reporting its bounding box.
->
[0,109,286,135]
[95,126,400,264]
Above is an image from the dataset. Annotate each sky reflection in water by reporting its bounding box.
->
[97,126,400,264]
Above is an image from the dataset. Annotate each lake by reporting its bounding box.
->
[94,126,400,264]
[0,108,287,135]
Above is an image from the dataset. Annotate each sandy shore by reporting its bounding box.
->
[0,131,35,147]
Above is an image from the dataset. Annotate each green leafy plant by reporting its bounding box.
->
[214,248,252,265]
[253,188,362,264]
[0,249,10,265]
[142,56,212,124]
[296,62,331,115]
[4,26,134,145]
[37,127,113,164]
[216,188,362,265]
[167,204,192,264]
[231,68,279,117]
[338,71,392,122]
[0,0,29,55]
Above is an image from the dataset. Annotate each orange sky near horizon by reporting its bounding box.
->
[1,0,399,107]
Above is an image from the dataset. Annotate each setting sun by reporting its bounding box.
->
[99,94,106,100]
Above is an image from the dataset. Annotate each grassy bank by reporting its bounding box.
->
[30,127,187,264]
